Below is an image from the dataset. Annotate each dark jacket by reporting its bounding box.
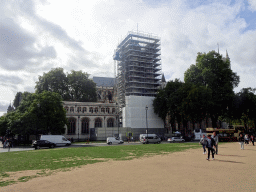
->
[239,136,244,142]
[206,138,215,148]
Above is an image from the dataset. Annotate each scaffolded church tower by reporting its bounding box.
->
[113,31,162,108]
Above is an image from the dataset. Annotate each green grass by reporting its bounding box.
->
[0,143,200,172]
[0,143,200,187]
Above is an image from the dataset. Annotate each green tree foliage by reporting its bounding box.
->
[67,70,97,102]
[0,115,8,136]
[0,91,67,137]
[35,68,69,100]
[13,92,22,109]
[35,68,97,102]
[231,88,256,132]
[184,51,240,127]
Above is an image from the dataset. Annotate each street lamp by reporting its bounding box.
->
[78,115,80,142]
[145,105,148,144]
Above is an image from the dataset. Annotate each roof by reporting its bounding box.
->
[93,77,116,87]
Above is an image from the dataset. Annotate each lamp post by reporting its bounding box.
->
[145,105,148,144]
[78,115,80,142]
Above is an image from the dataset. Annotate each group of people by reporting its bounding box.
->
[239,133,255,150]
[199,132,218,161]
[200,131,255,158]
[1,138,13,151]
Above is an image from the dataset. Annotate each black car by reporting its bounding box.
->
[32,140,56,149]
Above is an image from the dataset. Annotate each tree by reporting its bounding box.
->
[0,115,8,136]
[35,68,69,100]
[35,68,97,102]
[153,79,184,131]
[184,51,240,127]
[13,92,22,109]
[67,70,97,102]
[231,88,256,132]
[1,91,68,139]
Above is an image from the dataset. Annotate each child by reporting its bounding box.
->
[199,134,207,154]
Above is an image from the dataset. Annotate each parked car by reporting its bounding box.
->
[32,140,56,149]
[140,134,161,144]
[107,137,124,145]
[167,137,185,143]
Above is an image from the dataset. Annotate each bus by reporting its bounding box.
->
[194,129,207,141]
[206,125,244,142]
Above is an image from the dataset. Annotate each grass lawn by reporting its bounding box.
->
[0,143,200,187]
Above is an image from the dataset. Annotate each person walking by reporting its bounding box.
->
[206,135,216,160]
[8,139,12,152]
[250,135,254,146]
[244,134,249,145]
[199,134,207,154]
[211,131,219,155]
[239,133,244,150]
[3,139,7,148]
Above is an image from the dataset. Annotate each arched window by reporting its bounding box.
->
[106,108,110,113]
[89,107,93,113]
[101,108,105,113]
[95,107,98,113]
[82,118,89,134]
[77,107,81,112]
[70,107,74,113]
[112,108,115,114]
[68,118,76,134]
[107,118,114,127]
[95,118,102,128]
[82,107,87,113]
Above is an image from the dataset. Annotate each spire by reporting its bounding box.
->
[226,49,229,58]
[161,73,166,83]
[217,43,219,54]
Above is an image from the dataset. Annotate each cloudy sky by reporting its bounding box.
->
[1,0,256,116]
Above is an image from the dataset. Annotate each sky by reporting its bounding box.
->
[1,0,256,116]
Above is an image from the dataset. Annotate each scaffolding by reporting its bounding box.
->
[113,31,162,108]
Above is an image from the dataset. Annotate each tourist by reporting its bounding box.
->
[250,135,254,146]
[206,135,215,160]
[239,133,244,150]
[211,131,219,155]
[199,134,207,154]
[244,134,249,145]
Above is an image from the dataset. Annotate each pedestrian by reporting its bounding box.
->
[8,139,12,152]
[250,135,254,146]
[244,134,249,145]
[238,133,244,150]
[199,134,207,154]
[3,139,7,148]
[211,131,219,155]
[206,135,216,160]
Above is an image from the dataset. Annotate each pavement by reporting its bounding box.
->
[0,143,35,153]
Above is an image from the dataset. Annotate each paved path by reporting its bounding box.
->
[0,143,34,153]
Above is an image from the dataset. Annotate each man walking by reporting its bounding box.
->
[212,131,219,155]
[250,135,254,146]
[206,135,216,160]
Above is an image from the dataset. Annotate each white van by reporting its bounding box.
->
[107,137,124,145]
[40,135,71,146]
[140,134,161,144]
